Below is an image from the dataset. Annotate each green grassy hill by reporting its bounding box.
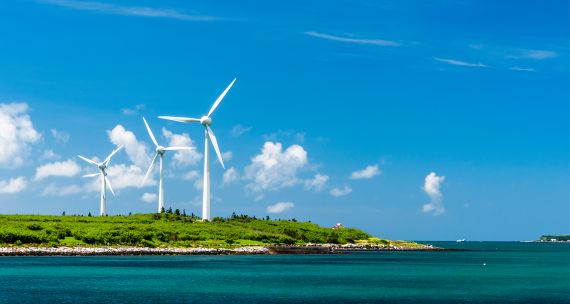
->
[0,213,391,248]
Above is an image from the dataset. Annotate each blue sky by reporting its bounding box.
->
[0,0,568,241]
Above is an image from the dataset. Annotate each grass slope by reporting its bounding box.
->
[0,213,394,248]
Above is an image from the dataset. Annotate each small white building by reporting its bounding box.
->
[332,223,345,229]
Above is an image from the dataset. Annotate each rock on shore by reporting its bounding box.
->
[0,246,269,256]
[0,243,441,256]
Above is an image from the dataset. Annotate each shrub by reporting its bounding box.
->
[27,223,43,231]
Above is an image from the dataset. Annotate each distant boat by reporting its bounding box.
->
[456,239,466,243]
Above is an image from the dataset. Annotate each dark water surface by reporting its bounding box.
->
[0,242,569,303]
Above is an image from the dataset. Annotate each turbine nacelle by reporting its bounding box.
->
[156,145,165,154]
[200,116,212,126]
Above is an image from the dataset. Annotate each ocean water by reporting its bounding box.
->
[0,242,569,303]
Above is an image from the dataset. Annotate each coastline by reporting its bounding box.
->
[0,244,441,256]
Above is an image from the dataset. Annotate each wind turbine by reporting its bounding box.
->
[140,117,196,213]
[159,78,236,221]
[78,146,123,216]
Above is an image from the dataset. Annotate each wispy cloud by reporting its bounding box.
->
[305,32,400,47]
[350,165,380,180]
[39,0,217,21]
[434,58,488,68]
[267,202,294,214]
[122,104,145,116]
[330,185,352,197]
[509,66,536,72]
[304,173,329,192]
[231,124,252,137]
[513,49,557,60]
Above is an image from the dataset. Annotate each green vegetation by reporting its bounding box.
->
[0,213,382,247]
[539,235,570,242]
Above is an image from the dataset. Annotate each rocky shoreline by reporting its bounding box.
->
[0,246,269,256]
[0,244,441,256]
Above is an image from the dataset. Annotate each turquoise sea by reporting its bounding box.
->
[0,242,569,303]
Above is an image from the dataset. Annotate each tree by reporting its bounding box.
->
[175,209,180,216]
[167,207,173,214]
[62,211,66,216]
[161,207,166,214]
[88,212,92,217]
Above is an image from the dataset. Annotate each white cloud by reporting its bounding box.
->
[141,192,157,203]
[106,164,155,190]
[35,159,81,180]
[305,31,400,47]
[510,66,536,72]
[162,128,202,168]
[350,165,380,180]
[183,170,200,181]
[41,183,82,197]
[267,202,294,214]
[108,125,150,167]
[193,178,203,190]
[330,185,352,197]
[223,167,239,184]
[121,104,145,116]
[82,163,157,194]
[263,130,306,143]
[0,103,41,168]
[304,173,329,192]
[422,172,445,216]
[221,151,233,162]
[434,57,488,68]
[244,142,308,196]
[50,129,70,144]
[0,177,27,194]
[39,0,217,21]
[231,124,252,137]
[40,149,60,161]
[515,49,557,60]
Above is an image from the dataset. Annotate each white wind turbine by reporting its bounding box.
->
[140,117,196,213]
[159,78,236,221]
[78,146,123,216]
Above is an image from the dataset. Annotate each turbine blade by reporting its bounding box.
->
[143,117,159,147]
[208,78,236,117]
[158,116,201,123]
[104,145,124,166]
[206,126,225,169]
[78,155,98,166]
[83,173,100,178]
[163,146,196,151]
[105,176,115,197]
[141,153,158,186]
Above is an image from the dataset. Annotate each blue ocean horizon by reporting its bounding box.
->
[1,242,568,303]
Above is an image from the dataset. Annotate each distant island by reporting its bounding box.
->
[538,235,570,242]
[0,212,437,255]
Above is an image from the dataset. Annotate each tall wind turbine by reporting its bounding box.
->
[140,117,196,213]
[159,78,236,221]
[78,146,123,216]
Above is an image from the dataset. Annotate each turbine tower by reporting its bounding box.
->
[159,78,236,221]
[140,117,196,213]
[78,146,123,216]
